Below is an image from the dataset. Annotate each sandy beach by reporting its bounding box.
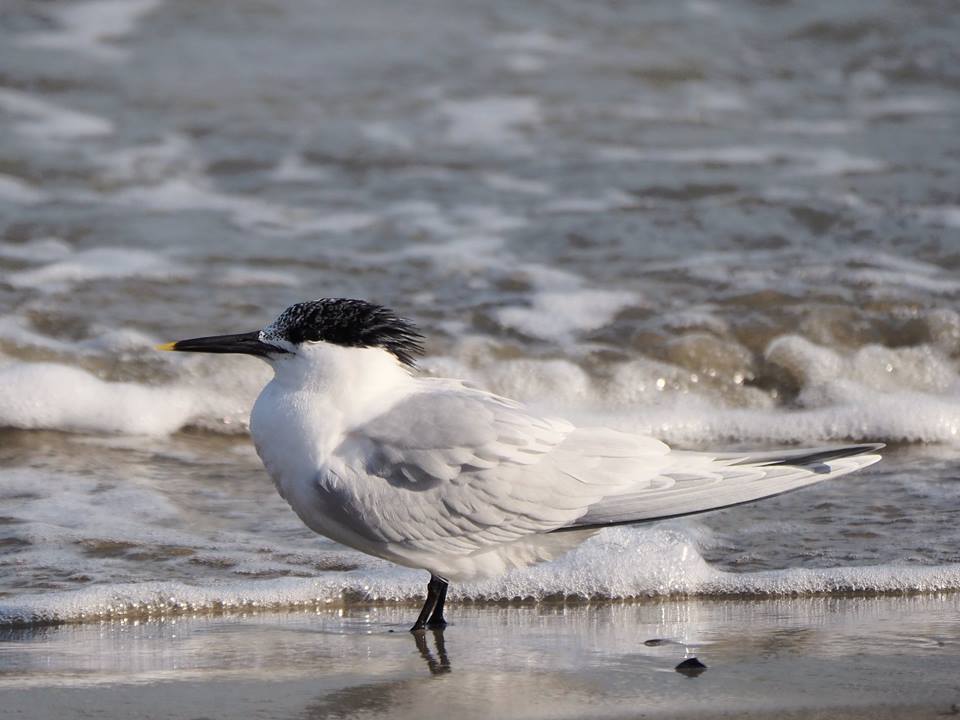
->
[2,594,959,719]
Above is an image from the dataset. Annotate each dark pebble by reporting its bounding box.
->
[675,657,707,676]
[644,638,667,646]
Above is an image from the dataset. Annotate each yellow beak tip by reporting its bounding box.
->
[155,341,178,352]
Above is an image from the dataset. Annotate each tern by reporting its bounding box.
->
[159,298,882,632]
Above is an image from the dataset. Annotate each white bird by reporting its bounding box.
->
[159,298,882,632]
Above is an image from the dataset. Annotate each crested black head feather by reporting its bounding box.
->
[263,299,424,366]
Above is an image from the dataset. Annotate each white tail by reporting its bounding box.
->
[557,443,883,531]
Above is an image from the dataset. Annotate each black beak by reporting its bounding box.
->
[156,331,288,357]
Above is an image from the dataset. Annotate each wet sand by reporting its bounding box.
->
[2,594,958,719]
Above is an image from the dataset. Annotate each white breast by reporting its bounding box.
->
[249,342,416,554]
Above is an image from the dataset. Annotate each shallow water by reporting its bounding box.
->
[1,0,960,624]
[2,597,960,719]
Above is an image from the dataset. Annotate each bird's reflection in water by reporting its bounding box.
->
[412,628,451,675]
[300,629,453,718]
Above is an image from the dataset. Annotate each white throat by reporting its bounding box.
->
[268,342,413,417]
[250,342,415,500]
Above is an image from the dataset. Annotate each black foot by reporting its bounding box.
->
[410,574,449,633]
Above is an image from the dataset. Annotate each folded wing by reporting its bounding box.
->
[325,382,881,556]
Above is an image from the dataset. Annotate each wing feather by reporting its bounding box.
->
[321,383,881,560]
[322,384,669,556]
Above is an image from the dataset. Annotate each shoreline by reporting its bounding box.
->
[3,585,960,630]
[2,594,958,719]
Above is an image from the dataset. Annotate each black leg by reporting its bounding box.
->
[427,577,448,628]
[410,574,446,633]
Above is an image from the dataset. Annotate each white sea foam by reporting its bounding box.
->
[0,88,114,141]
[0,175,46,205]
[859,95,950,119]
[596,144,886,175]
[85,138,358,232]
[502,54,547,74]
[0,316,88,354]
[2,525,958,627]
[0,315,156,356]
[437,96,541,150]
[617,84,747,124]
[0,362,195,435]
[427,331,960,447]
[490,32,579,75]
[381,201,526,239]
[3,301,959,446]
[685,0,723,17]
[490,31,579,55]
[496,265,640,342]
[768,119,858,135]
[269,154,332,183]
[0,237,72,262]
[542,190,635,213]
[916,206,960,229]
[0,352,269,435]
[16,0,164,61]
[215,268,301,288]
[482,173,551,195]
[361,122,414,150]
[104,177,376,235]
[94,134,194,185]
[794,148,887,176]
[498,289,637,341]
[7,246,185,291]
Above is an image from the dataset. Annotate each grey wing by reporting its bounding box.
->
[321,385,673,556]
[561,443,884,530]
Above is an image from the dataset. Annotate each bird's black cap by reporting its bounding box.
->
[262,298,424,366]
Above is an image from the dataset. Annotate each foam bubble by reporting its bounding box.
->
[106,177,376,235]
[596,144,886,175]
[502,54,547,74]
[495,264,640,342]
[0,316,156,356]
[269,154,332,183]
[0,362,195,435]
[0,175,46,205]
[482,173,551,195]
[437,96,541,150]
[95,134,194,185]
[16,0,164,61]
[767,336,956,396]
[542,190,635,213]
[438,332,960,446]
[7,247,185,291]
[0,237,72,262]
[768,119,858,135]
[216,268,300,288]
[490,31,579,54]
[917,206,960,229]
[361,122,414,150]
[0,88,114,141]
[483,358,593,404]
[0,350,270,435]
[380,201,526,240]
[2,525,958,627]
[498,289,638,341]
[859,96,950,119]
